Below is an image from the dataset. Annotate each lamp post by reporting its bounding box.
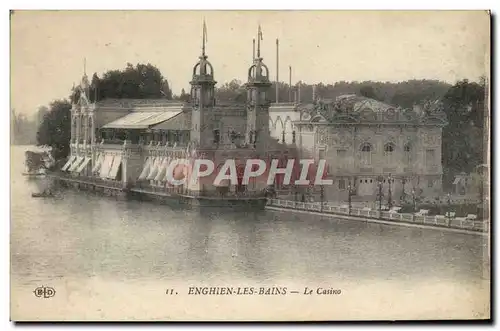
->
[377,175,383,217]
[412,188,417,222]
[348,182,352,215]
[388,173,393,210]
[401,177,406,202]
[447,192,452,226]
[320,184,324,212]
[412,189,416,212]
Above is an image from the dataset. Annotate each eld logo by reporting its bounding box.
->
[33,286,56,298]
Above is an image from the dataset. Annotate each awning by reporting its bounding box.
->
[154,158,169,181]
[75,157,91,174]
[102,111,182,130]
[99,155,114,179]
[92,154,104,174]
[147,157,161,180]
[108,156,122,180]
[61,156,76,171]
[138,157,152,180]
[68,157,84,172]
[161,157,172,181]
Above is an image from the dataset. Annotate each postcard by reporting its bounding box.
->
[10,10,490,321]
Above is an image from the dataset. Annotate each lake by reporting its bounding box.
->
[10,146,490,321]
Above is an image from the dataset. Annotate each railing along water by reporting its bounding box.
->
[266,199,488,233]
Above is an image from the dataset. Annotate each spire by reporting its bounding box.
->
[252,38,255,62]
[257,24,263,59]
[83,57,87,76]
[202,19,207,57]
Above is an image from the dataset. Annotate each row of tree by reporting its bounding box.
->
[198,79,453,108]
[34,62,487,189]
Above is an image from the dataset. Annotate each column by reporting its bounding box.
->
[83,113,89,146]
[90,115,95,145]
[71,115,76,143]
[75,113,81,150]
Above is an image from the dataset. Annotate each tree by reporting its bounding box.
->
[177,88,190,102]
[441,79,486,188]
[359,85,377,99]
[162,80,173,99]
[36,99,72,160]
[70,63,170,102]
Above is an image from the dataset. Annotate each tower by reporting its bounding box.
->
[190,20,216,147]
[245,25,272,148]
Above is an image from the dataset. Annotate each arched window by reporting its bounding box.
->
[360,143,373,165]
[384,143,395,165]
[404,143,411,164]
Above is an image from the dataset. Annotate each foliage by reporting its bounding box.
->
[441,79,486,188]
[70,63,173,102]
[208,79,452,107]
[36,99,72,160]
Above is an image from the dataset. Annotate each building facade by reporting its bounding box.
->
[61,23,448,204]
[61,25,296,198]
[269,95,448,203]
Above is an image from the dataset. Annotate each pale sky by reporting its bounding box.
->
[11,10,490,117]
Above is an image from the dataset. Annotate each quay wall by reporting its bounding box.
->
[266,199,489,236]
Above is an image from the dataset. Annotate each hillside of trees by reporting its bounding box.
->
[208,79,453,108]
[33,62,487,189]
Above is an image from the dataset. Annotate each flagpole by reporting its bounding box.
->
[202,19,207,57]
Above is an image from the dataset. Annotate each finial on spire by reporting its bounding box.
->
[257,24,263,59]
[202,19,207,57]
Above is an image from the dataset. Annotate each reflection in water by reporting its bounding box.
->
[10,146,489,319]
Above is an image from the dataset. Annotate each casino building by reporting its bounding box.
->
[269,95,448,203]
[59,24,300,202]
[59,22,447,204]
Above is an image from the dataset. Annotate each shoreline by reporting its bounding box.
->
[266,205,488,236]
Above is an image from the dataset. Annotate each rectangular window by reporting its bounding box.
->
[338,179,346,190]
[361,152,371,165]
[426,149,435,166]
[336,149,347,158]
[319,149,326,160]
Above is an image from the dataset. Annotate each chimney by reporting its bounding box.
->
[289,66,292,102]
[276,38,279,103]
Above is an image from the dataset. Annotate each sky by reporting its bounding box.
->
[10,10,490,117]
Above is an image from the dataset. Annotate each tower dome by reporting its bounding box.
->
[191,19,215,84]
[192,55,214,83]
[247,25,270,84]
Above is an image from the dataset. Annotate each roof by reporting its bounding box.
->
[96,98,187,110]
[332,95,399,113]
[150,112,191,131]
[102,110,183,129]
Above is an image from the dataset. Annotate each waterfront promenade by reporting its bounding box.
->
[266,198,488,235]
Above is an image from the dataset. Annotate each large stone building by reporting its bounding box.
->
[61,24,296,199]
[61,22,448,204]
